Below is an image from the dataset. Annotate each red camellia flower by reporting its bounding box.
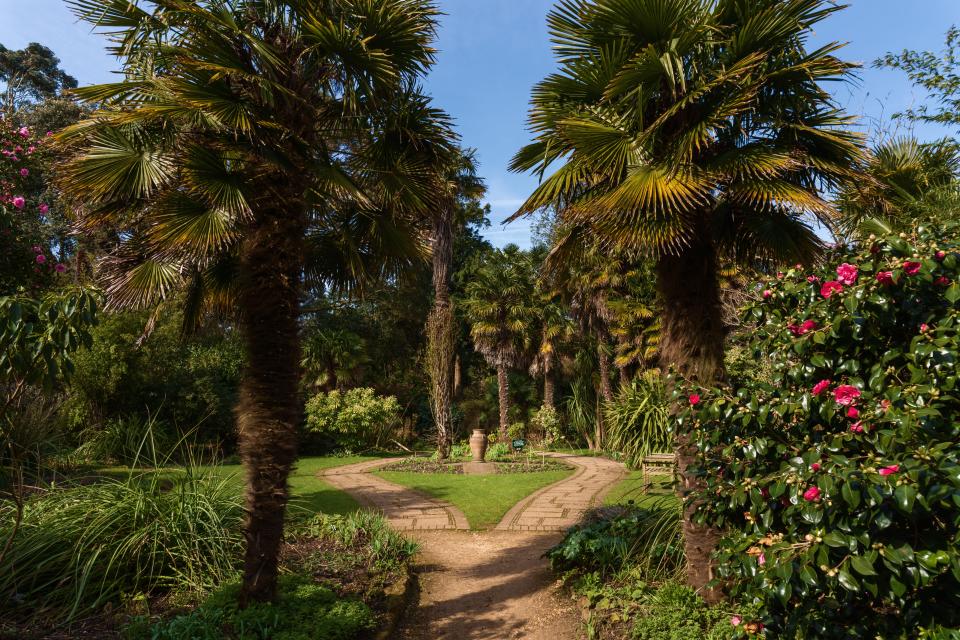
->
[810,463,821,471]
[38,203,49,215]
[878,465,900,476]
[847,406,859,419]
[836,263,858,285]
[920,323,929,333]
[803,486,821,501]
[35,254,46,264]
[849,422,864,434]
[935,251,946,261]
[19,168,28,177]
[903,261,922,275]
[881,399,891,412]
[54,263,66,273]
[820,281,843,298]
[689,394,701,405]
[935,276,951,286]
[807,275,820,283]
[800,320,817,333]
[812,379,831,396]
[763,289,772,299]
[12,196,25,209]
[833,385,861,406]
[876,271,894,286]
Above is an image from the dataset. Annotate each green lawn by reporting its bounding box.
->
[604,470,677,508]
[374,468,573,529]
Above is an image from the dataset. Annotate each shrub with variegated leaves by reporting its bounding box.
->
[682,221,960,638]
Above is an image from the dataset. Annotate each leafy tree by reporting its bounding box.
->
[59,0,440,604]
[0,43,77,115]
[461,245,538,438]
[877,26,960,130]
[512,0,864,597]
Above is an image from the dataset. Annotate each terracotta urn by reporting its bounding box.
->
[469,428,488,462]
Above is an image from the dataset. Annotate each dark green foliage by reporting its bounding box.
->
[604,372,671,467]
[0,42,77,113]
[686,222,960,637]
[126,575,375,640]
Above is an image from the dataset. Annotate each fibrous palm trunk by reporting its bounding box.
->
[496,364,510,439]
[543,354,555,410]
[595,341,614,449]
[656,234,726,604]
[236,201,305,606]
[427,212,455,459]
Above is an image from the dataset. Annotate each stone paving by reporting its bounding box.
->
[495,453,627,532]
[322,459,469,530]
[322,453,626,532]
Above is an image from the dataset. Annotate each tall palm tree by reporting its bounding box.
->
[461,245,538,438]
[59,0,440,604]
[511,0,864,598]
[529,290,572,411]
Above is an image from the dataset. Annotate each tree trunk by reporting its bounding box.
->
[594,341,614,449]
[426,212,455,459]
[236,202,305,606]
[496,364,510,440]
[618,365,630,387]
[656,235,726,604]
[542,354,555,410]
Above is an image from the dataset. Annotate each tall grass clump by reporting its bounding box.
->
[604,372,670,467]
[294,511,418,577]
[0,464,243,620]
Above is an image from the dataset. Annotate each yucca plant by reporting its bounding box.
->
[512,0,866,597]
[58,0,441,604]
[604,371,670,468]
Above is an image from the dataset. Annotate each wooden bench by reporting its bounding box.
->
[640,453,676,491]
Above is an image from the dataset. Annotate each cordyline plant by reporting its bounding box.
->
[682,221,960,638]
[57,0,441,605]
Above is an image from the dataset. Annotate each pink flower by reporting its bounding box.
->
[836,263,859,285]
[821,281,844,298]
[803,486,821,501]
[876,271,895,286]
[788,323,802,336]
[847,406,859,419]
[935,251,946,261]
[811,462,821,472]
[812,379,831,396]
[935,276,951,287]
[878,465,900,476]
[35,254,46,264]
[833,385,861,406]
[777,271,785,279]
[758,553,766,565]
[689,394,701,406]
[38,203,49,215]
[731,616,742,627]
[849,422,864,434]
[45,131,53,137]
[12,196,25,209]
[32,245,41,253]
[54,263,66,273]
[27,145,35,154]
[763,289,772,299]
[18,126,29,138]
[881,399,891,412]
[807,275,820,283]
[801,320,817,334]
[920,323,930,333]
[904,261,922,276]
[19,168,28,177]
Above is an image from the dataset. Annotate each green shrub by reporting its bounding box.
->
[686,222,960,637]
[128,574,375,640]
[530,405,563,444]
[0,464,242,620]
[304,387,400,451]
[73,414,176,465]
[507,421,526,440]
[487,441,511,461]
[450,441,471,459]
[605,371,670,467]
[630,583,739,640]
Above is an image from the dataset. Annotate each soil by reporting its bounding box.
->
[395,530,581,640]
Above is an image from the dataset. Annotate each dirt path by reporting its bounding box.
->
[322,454,627,639]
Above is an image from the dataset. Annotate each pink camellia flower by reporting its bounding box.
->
[763,289,772,299]
[836,263,859,285]
[12,196,25,209]
[849,422,864,434]
[35,254,46,264]
[878,465,900,476]
[27,145,35,154]
[833,385,861,406]
[689,393,701,406]
[46,131,53,137]
[935,251,946,261]
[731,616,742,627]
[38,203,49,215]
[32,245,41,253]
[54,263,66,273]
[821,281,844,298]
[920,323,930,333]
[876,271,895,286]
[812,379,831,396]
[758,553,766,566]
[881,399,891,412]
[777,271,785,279]
[935,276,951,287]
[801,320,817,333]
[19,168,28,177]
[788,323,802,337]
[807,275,820,283]
[903,261,922,276]
[847,406,859,419]
[811,462,821,472]
[18,126,29,138]
[803,486,822,501]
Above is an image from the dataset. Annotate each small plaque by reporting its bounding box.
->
[512,438,526,452]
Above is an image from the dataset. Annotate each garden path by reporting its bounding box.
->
[321,453,627,639]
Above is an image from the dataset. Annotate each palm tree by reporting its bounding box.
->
[461,245,538,438]
[511,0,864,598]
[59,0,439,604]
[529,291,572,411]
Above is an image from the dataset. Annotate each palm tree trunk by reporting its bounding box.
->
[427,212,455,459]
[543,354,555,410]
[496,364,510,439]
[618,365,630,387]
[236,206,305,606]
[595,341,614,449]
[657,235,726,604]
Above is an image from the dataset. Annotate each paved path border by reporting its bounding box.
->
[495,453,627,531]
[322,459,469,530]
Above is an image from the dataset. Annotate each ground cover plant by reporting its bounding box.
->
[685,222,960,637]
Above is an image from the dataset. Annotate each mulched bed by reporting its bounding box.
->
[494,458,571,473]
[379,458,465,474]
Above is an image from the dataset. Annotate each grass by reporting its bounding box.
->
[374,468,573,529]
[604,470,678,508]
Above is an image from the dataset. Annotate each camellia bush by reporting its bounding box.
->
[683,222,960,638]
[304,387,400,451]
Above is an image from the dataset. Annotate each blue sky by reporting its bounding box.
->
[1,0,957,246]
